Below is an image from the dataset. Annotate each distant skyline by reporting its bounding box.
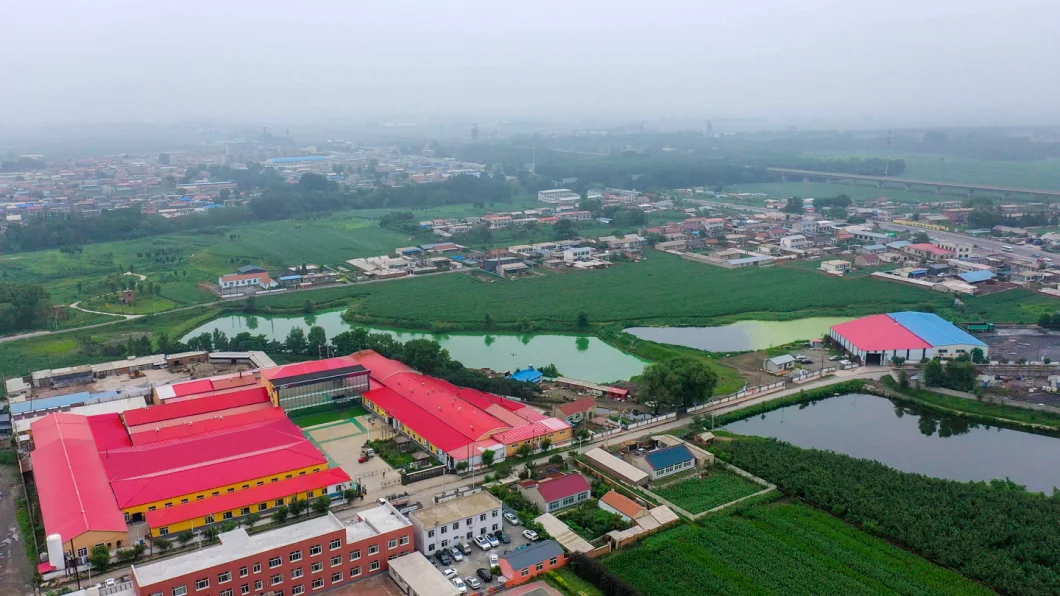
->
[2,0,1059,129]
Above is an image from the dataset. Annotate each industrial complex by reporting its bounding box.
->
[829,312,989,366]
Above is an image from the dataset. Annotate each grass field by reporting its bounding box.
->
[725,181,948,205]
[291,404,369,428]
[605,501,992,596]
[653,467,763,514]
[803,152,1060,191]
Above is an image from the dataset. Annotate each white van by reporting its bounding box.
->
[1002,245,1013,252]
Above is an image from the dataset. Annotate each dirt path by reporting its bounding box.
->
[68,301,142,320]
[0,466,33,596]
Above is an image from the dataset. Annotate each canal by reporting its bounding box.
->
[725,393,1060,494]
[183,311,647,383]
[625,317,852,353]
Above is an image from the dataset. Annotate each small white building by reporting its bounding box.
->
[563,247,592,263]
[820,259,851,275]
[218,272,277,292]
[765,354,797,373]
[779,235,813,251]
[538,189,580,204]
[409,492,503,556]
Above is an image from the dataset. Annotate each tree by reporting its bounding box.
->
[243,295,257,313]
[288,497,308,517]
[307,326,328,357]
[540,438,552,452]
[202,527,220,543]
[553,219,577,240]
[272,505,290,523]
[911,231,931,243]
[89,544,111,571]
[944,359,977,391]
[303,299,314,314]
[637,356,719,414]
[481,449,495,468]
[898,370,910,389]
[923,358,945,387]
[891,356,906,366]
[158,153,170,165]
[971,347,987,364]
[576,311,590,329]
[783,197,804,214]
[312,496,331,515]
[219,189,231,203]
[516,444,532,458]
[483,313,494,329]
[401,338,450,375]
[579,197,603,215]
[548,454,564,466]
[243,512,262,528]
[285,327,308,355]
[154,537,172,553]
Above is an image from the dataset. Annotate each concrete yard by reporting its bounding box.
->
[982,328,1060,362]
[306,416,403,496]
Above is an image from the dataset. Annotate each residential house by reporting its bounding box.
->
[551,397,595,425]
[854,253,880,268]
[779,235,812,251]
[218,272,277,294]
[498,540,567,587]
[597,490,647,523]
[903,243,955,262]
[819,260,851,274]
[635,445,696,481]
[521,473,592,514]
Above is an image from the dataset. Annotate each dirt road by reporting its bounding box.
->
[0,465,33,596]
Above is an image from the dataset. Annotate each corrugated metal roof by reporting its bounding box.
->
[123,386,270,427]
[958,270,995,283]
[831,315,932,351]
[30,414,128,541]
[501,540,564,571]
[887,312,988,348]
[644,445,694,470]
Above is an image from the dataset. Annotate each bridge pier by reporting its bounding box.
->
[781,174,788,182]
[803,176,810,183]
[936,186,943,195]
[904,183,911,192]
[876,181,883,189]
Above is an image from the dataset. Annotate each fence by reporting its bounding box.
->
[686,381,785,414]
[401,464,446,486]
[790,367,837,384]
[621,412,676,430]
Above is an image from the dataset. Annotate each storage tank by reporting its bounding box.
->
[46,534,65,571]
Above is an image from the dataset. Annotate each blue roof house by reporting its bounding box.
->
[638,445,696,480]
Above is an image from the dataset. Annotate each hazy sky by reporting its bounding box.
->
[3,0,1058,127]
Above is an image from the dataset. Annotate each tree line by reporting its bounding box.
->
[0,283,51,335]
[168,326,542,400]
[713,437,1060,596]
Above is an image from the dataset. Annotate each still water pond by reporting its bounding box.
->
[626,317,852,353]
[726,393,1060,494]
[184,311,646,383]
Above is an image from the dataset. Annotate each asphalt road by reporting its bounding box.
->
[876,222,1047,262]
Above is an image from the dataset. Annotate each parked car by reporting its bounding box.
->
[503,512,521,525]
[474,535,492,550]
[522,529,539,541]
[449,546,464,562]
[452,577,467,594]
[828,355,843,361]
[476,568,493,583]
[436,550,452,566]
[443,568,458,579]
[489,554,499,567]
[459,542,472,555]
[106,579,117,587]
[465,576,482,590]
[486,534,500,548]
[494,530,511,544]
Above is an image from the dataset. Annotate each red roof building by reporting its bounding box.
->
[521,473,591,514]
[30,414,129,556]
[123,386,270,428]
[830,314,931,352]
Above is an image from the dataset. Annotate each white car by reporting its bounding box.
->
[452,577,467,594]
[465,576,482,590]
[106,579,117,587]
[503,512,521,525]
[443,568,458,579]
[486,534,500,548]
[523,529,539,541]
[489,553,499,567]
[449,546,464,562]
[474,535,492,550]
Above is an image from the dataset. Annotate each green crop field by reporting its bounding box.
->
[653,468,762,514]
[724,181,946,205]
[324,252,992,328]
[605,502,992,596]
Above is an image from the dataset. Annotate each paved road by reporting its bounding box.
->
[876,221,1047,262]
[69,301,143,320]
[0,303,209,344]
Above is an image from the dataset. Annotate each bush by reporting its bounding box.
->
[569,553,643,596]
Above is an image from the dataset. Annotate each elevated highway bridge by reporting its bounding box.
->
[766,168,1060,200]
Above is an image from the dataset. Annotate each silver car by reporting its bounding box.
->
[449,546,464,562]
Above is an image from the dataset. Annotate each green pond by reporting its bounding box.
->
[625,317,853,352]
[183,311,647,383]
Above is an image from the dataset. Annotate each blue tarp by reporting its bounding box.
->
[511,368,543,383]
[887,312,988,348]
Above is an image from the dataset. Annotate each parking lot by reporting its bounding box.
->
[983,329,1060,362]
[429,513,536,591]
